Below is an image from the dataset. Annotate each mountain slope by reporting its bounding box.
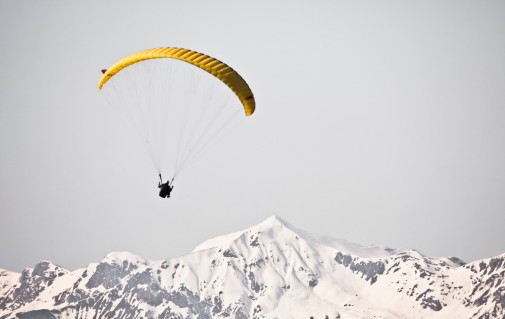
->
[0,216,503,319]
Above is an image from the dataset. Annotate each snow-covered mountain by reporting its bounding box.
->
[1,216,503,319]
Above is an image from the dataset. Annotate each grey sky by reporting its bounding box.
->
[1,0,504,272]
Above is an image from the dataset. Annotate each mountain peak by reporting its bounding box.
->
[102,252,145,265]
[250,214,295,231]
[192,215,293,252]
[264,214,288,225]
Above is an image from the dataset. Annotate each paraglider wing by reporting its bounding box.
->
[98,47,255,116]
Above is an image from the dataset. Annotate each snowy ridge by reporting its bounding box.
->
[194,216,399,258]
[0,215,503,319]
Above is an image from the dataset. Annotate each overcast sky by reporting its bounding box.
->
[1,0,504,272]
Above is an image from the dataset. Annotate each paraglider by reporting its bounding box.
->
[158,174,173,198]
[98,47,255,198]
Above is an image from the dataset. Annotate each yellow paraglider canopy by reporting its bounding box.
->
[98,47,255,116]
